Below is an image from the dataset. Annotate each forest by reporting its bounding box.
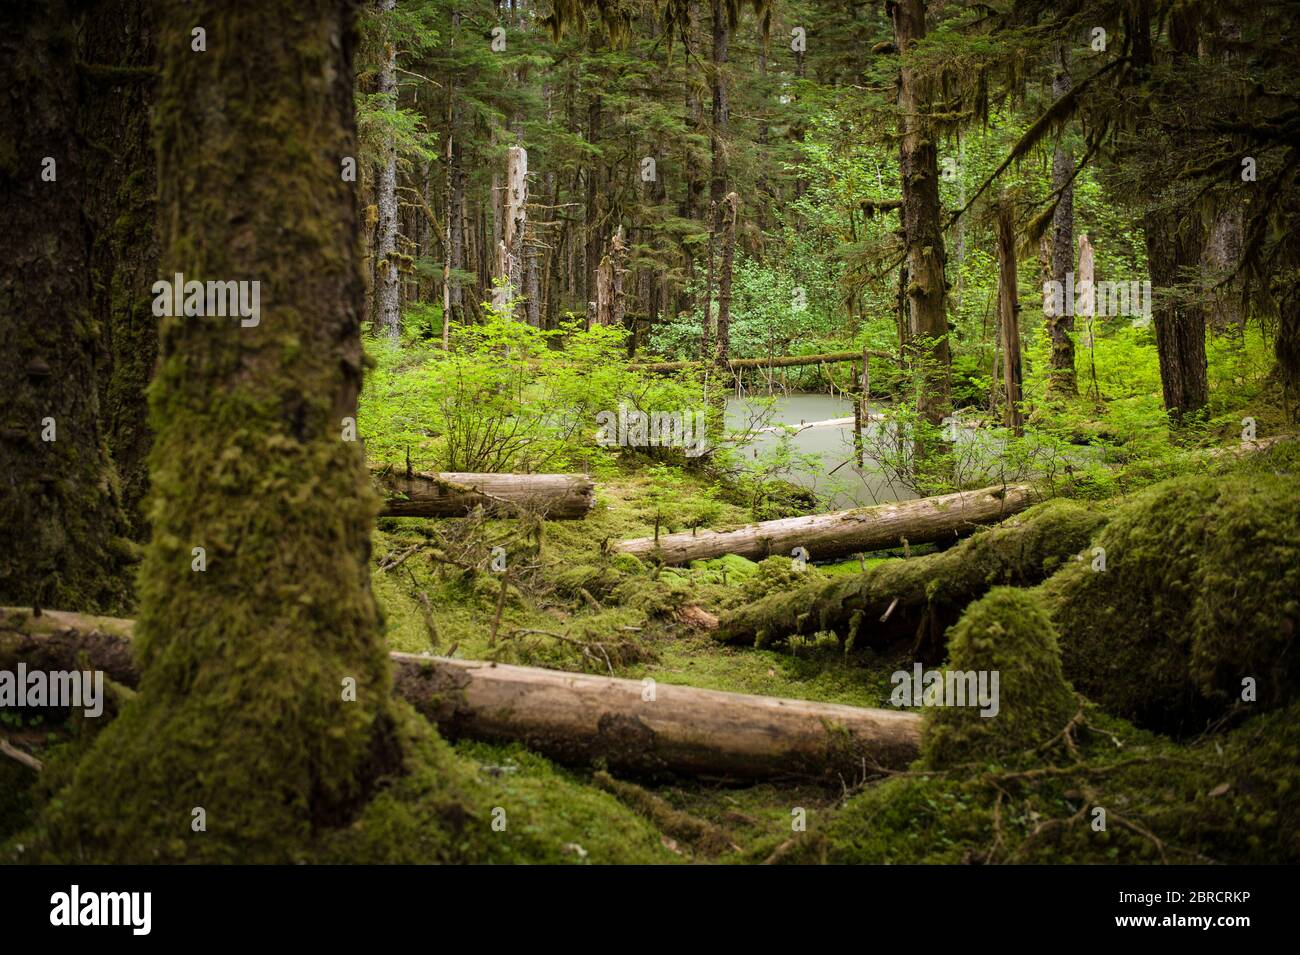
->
[1,0,1298,878]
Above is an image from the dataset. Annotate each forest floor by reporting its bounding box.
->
[365,424,1300,864]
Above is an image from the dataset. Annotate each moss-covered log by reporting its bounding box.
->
[0,608,920,780]
[713,500,1106,653]
[618,483,1037,566]
[375,469,595,519]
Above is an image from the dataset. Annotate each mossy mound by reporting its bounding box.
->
[751,479,819,521]
[315,714,676,864]
[690,553,761,587]
[1043,473,1300,734]
[610,572,695,618]
[922,588,1077,769]
[738,555,815,603]
[779,699,1300,865]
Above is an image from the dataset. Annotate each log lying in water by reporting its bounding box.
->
[0,608,919,779]
[631,350,895,374]
[615,483,1037,565]
[375,469,595,519]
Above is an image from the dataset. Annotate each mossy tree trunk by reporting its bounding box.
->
[0,0,130,613]
[43,0,400,861]
[1047,42,1077,396]
[892,0,951,430]
[79,0,160,543]
[997,202,1023,435]
[1145,211,1209,423]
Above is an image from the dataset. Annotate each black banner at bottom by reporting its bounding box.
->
[0,863,1280,941]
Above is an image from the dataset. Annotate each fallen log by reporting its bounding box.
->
[375,469,594,519]
[391,654,918,779]
[615,483,1037,565]
[631,350,895,374]
[0,608,919,779]
[713,499,1107,654]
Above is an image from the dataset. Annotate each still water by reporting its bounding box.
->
[725,393,919,508]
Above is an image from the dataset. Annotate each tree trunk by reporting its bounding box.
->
[496,145,528,319]
[1144,211,1208,422]
[377,0,401,340]
[708,0,730,364]
[616,484,1037,565]
[893,0,951,427]
[715,192,738,363]
[375,470,595,519]
[0,0,130,614]
[80,0,160,544]
[40,0,400,862]
[997,203,1024,435]
[1047,43,1078,395]
[0,609,921,780]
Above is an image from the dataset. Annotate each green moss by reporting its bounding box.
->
[315,715,676,864]
[922,589,1077,768]
[793,698,1300,865]
[1044,473,1300,734]
[690,553,761,585]
[715,498,1107,651]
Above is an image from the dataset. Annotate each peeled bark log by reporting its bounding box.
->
[616,484,1037,565]
[0,608,920,779]
[375,469,595,519]
[392,654,918,779]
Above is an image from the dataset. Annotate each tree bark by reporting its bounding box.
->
[0,0,130,613]
[997,203,1024,434]
[39,0,399,861]
[80,0,160,543]
[1144,211,1208,422]
[616,484,1037,565]
[0,608,921,780]
[892,0,951,427]
[375,470,595,519]
[715,192,738,362]
[1047,43,1078,394]
[377,0,401,340]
